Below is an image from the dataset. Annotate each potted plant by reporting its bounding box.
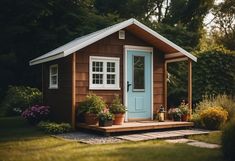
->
[98,111,113,127]
[78,93,106,125]
[168,108,182,121]
[109,94,126,125]
[179,101,189,121]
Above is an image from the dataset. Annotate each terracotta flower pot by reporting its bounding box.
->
[84,113,98,125]
[113,113,125,125]
[181,114,189,121]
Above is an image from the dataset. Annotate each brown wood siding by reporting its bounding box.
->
[153,49,164,113]
[43,55,72,123]
[75,30,165,115]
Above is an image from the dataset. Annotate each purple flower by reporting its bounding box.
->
[21,105,50,124]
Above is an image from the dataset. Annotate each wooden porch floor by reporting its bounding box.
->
[77,121,194,135]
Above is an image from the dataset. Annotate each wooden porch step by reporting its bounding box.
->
[77,121,194,134]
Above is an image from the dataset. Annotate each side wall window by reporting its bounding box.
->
[89,56,120,90]
[49,64,58,89]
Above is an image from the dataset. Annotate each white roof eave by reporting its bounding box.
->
[29,18,197,66]
[132,19,197,62]
[29,52,65,66]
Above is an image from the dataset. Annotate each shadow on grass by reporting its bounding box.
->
[0,116,46,142]
[103,142,224,161]
[65,141,224,161]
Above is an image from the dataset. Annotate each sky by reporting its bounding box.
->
[203,0,224,30]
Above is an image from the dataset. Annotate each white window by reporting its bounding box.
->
[89,56,120,90]
[49,64,58,89]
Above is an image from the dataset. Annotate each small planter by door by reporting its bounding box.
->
[181,114,189,121]
[173,114,181,121]
[113,113,125,125]
[99,119,113,127]
[84,113,98,125]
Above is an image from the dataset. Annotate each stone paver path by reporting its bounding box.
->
[187,141,221,149]
[55,129,212,145]
[165,138,221,149]
[116,129,210,141]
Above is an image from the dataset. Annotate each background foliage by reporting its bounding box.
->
[0,86,42,116]
[0,0,234,108]
[193,48,235,102]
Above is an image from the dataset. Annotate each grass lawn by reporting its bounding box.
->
[0,117,225,161]
[188,131,222,144]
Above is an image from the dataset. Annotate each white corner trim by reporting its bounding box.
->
[124,45,154,52]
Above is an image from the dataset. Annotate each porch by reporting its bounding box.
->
[77,121,194,136]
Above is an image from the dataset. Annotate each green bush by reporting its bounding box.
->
[193,48,235,102]
[200,107,228,130]
[38,121,72,134]
[109,94,126,114]
[78,93,106,115]
[222,119,235,161]
[213,94,235,120]
[1,86,42,116]
[190,113,203,128]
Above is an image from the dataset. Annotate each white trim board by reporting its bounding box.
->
[29,18,197,66]
[123,45,154,122]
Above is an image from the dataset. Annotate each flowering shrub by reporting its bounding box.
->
[168,108,182,121]
[196,94,235,120]
[98,111,114,122]
[178,101,189,115]
[200,107,228,130]
[21,105,50,125]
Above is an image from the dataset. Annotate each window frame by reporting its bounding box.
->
[89,56,120,90]
[49,64,58,89]
[132,55,145,92]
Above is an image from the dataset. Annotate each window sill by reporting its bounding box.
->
[48,86,58,89]
[89,87,121,90]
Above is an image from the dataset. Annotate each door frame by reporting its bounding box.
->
[123,45,153,122]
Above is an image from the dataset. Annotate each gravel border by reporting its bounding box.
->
[54,132,125,144]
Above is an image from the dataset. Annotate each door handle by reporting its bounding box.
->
[127,81,132,92]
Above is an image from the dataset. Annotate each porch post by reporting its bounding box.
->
[164,61,168,115]
[188,59,192,117]
[72,53,76,129]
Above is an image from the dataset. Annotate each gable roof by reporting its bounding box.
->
[30,18,197,65]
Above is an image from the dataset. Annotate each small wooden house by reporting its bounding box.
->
[30,18,197,128]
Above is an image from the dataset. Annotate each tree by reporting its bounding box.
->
[211,0,235,50]
[0,0,118,102]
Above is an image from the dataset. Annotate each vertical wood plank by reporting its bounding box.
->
[164,61,168,118]
[72,53,76,128]
[188,59,192,117]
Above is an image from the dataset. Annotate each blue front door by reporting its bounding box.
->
[127,49,152,120]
